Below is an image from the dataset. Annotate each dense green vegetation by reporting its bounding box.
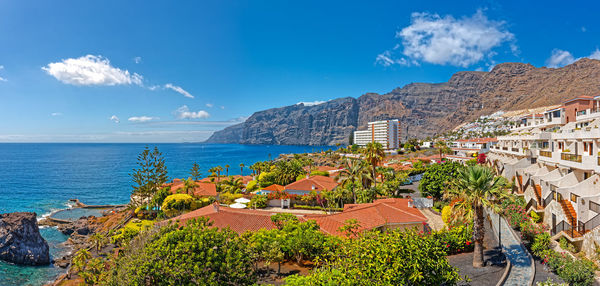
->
[419,161,462,199]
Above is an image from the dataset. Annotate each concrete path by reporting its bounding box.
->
[420,208,445,231]
[487,210,534,286]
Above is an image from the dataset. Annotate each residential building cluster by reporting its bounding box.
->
[488,95,600,257]
[353,119,401,150]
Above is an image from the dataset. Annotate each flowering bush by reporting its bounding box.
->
[530,232,551,257]
[504,203,529,230]
[541,249,596,286]
[520,220,548,241]
[432,225,473,255]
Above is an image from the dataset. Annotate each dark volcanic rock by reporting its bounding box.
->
[0,212,50,265]
[206,58,600,145]
[57,217,91,236]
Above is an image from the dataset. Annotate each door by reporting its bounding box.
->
[552,214,556,234]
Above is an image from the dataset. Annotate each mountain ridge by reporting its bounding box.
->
[206,59,600,145]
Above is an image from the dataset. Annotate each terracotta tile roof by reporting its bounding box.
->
[164,203,278,234]
[386,163,413,171]
[563,96,594,104]
[306,198,427,237]
[284,175,338,192]
[261,184,285,192]
[165,180,218,197]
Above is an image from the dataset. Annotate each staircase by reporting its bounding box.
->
[559,199,582,237]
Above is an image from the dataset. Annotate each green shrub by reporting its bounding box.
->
[441,205,452,225]
[246,180,259,192]
[432,225,473,255]
[542,247,597,286]
[249,195,268,209]
[219,192,243,205]
[531,233,551,257]
[161,194,193,215]
[520,220,548,242]
[530,210,542,223]
[559,237,577,253]
[285,228,461,285]
[190,197,212,210]
[293,204,343,212]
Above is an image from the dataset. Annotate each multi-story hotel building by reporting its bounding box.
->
[488,95,600,258]
[353,120,401,150]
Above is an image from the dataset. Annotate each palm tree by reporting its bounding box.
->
[445,165,509,268]
[225,164,230,177]
[362,142,385,186]
[90,233,107,254]
[240,163,245,176]
[339,159,371,203]
[435,140,452,162]
[222,177,244,193]
[183,177,197,195]
[215,166,223,182]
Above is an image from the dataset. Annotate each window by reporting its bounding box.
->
[590,201,600,213]
[584,172,590,180]
[571,193,579,203]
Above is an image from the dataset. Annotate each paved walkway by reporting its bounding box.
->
[420,208,445,231]
[487,210,534,286]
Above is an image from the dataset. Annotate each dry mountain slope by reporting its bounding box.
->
[206,58,600,146]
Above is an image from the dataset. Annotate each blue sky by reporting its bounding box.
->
[1,0,599,142]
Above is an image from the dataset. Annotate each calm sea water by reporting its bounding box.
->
[0,143,331,285]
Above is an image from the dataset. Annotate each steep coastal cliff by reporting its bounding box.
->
[207,59,600,145]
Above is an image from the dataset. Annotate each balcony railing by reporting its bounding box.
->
[511,148,519,152]
[502,147,508,151]
[561,153,582,163]
[539,150,552,158]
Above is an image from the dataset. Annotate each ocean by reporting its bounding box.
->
[0,143,332,285]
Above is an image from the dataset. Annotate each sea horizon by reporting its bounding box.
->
[0,143,332,285]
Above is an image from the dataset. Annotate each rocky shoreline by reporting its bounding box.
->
[33,203,131,285]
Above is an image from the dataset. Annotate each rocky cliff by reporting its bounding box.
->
[0,212,50,265]
[206,58,600,145]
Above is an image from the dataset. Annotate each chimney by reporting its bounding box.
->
[311,184,316,190]
[408,199,414,208]
[213,202,219,212]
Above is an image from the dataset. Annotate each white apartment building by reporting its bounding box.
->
[446,138,498,162]
[353,120,401,150]
[488,95,600,258]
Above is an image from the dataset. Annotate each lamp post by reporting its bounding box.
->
[498,213,502,249]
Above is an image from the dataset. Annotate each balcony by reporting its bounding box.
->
[539,150,552,158]
[597,156,600,166]
[502,147,508,151]
[511,148,519,153]
[561,153,582,163]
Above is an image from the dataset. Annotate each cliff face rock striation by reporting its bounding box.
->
[0,212,50,265]
[206,58,600,145]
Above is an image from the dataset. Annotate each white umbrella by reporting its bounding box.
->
[235,197,251,204]
[229,202,247,209]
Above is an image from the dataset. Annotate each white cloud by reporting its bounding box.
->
[582,26,587,32]
[148,85,160,91]
[545,48,600,68]
[0,65,5,81]
[206,103,214,108]
[51,112,63,116]
[128,116,158,122]
[220,106,225,110]
[133,56,142,64]
[377,10,515,67]
[164,83,194,98]
[546,49,575,68]
[297,100,328,106]
[42,55,143,86]
[174,105,210,119]
[109,115,120,123]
